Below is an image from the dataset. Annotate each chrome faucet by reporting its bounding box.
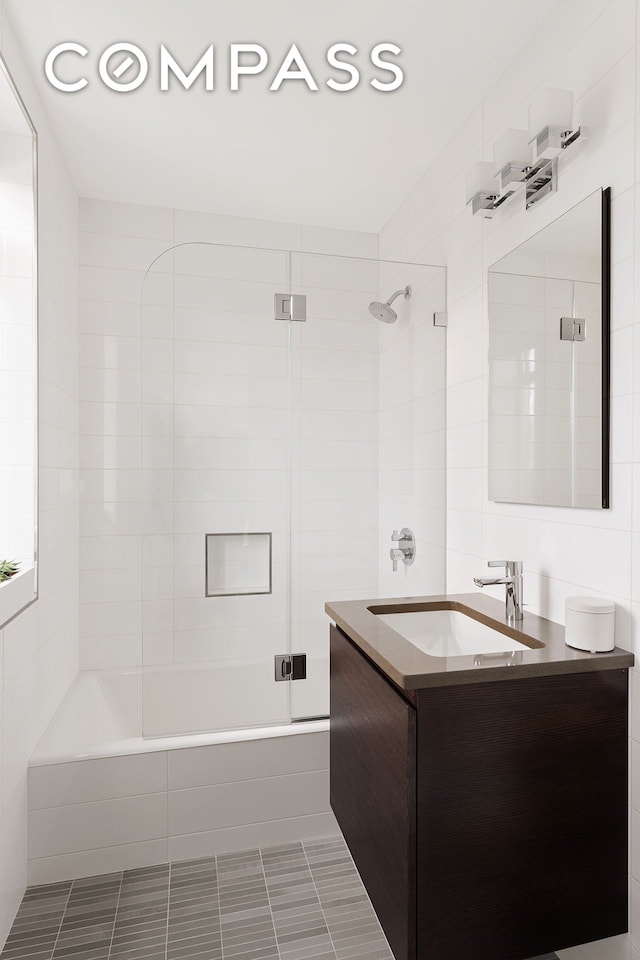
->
[474,560,524,622]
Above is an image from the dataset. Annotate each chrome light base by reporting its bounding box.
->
[498,162,529,192]
[531,125,564,159]
[530,124,589,161]
[525,157,557,209]
[468,189,514,218]
[469,192,497,217]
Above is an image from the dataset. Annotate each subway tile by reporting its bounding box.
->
[29,753,167,810]
[80,334,141,372]
[612,257,634,331]
[80,436,141,470]
[29,794,167,860]
[80,199,174,241]
[79,368,141,404]
[79,569,141,604]
[27,841,168,888]
[79,502,141,538]
[300,226,376,259]
[173,209,300,250]
[79,634,142,671]
[79,600,142,639]
[169,733,328,790]
[80,403,141,438]
[80,300,141,339]
[81,233,171,273]
[168,771,329,837]
[80,470,142,504]
[80,267,150,306]
[80,536,142,571]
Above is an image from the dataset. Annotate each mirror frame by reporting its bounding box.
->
[601,186,611,508]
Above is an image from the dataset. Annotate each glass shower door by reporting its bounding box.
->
[140,244,447,735]
[140,243,293,736]
[288,252,447,720]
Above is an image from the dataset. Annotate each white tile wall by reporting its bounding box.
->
[30,793,168,859]
[488,265,602,507]
[378,0,640,954]
[377,265,447,600]
[0,2,79,950]
[79,199,382,729]
[167,770,328,836]
[28,753,167,808]
[27,729,336,885]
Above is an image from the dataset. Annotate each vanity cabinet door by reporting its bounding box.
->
[414,670,628,960]
[329,624,417,960]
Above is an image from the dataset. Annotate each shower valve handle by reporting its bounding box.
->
[390,528,416,571]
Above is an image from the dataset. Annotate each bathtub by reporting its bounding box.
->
[28,668,336,885]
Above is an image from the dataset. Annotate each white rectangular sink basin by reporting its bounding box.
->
[376,609,532,657]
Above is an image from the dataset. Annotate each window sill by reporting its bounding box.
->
[0,563,36,629]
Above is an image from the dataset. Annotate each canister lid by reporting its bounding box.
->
[565,595,615,615]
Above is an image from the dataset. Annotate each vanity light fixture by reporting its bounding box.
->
[466,88,588,217]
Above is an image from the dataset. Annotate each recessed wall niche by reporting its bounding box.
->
[205,532,272,597]
[0,54,38,627]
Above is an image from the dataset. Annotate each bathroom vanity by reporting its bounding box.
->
[326,594,633,960]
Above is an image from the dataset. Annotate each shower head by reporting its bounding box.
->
[368,285,412,323]
[368,301,398,324]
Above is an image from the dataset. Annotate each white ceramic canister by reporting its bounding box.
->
[564,596,615,653]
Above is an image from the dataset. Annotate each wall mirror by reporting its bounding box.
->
[0,53,38,627]
[488,187,610,509]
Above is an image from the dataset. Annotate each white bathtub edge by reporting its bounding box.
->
[29,718,330,767]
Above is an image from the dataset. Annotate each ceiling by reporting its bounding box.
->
[5,0,563,233]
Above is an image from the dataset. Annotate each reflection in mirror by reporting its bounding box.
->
[0,54,38,626]
[488,188,610,509]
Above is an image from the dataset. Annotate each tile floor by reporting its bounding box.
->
[0,834,562,960]
[0,837,394,960]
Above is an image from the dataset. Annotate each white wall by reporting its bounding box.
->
[378,0,640,956]
[0,4,79,951]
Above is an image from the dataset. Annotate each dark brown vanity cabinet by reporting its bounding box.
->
[330,624,629,960]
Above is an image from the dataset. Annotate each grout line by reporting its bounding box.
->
[163,860,171,960]
[300,841,339,960]
[258,845,282,960]
[213,855,222,960]
[48,879,73,960]
[105,871,123,960]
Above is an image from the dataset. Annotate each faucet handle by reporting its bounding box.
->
[488,559,522,574]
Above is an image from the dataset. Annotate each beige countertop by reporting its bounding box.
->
[325,593,634,690]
